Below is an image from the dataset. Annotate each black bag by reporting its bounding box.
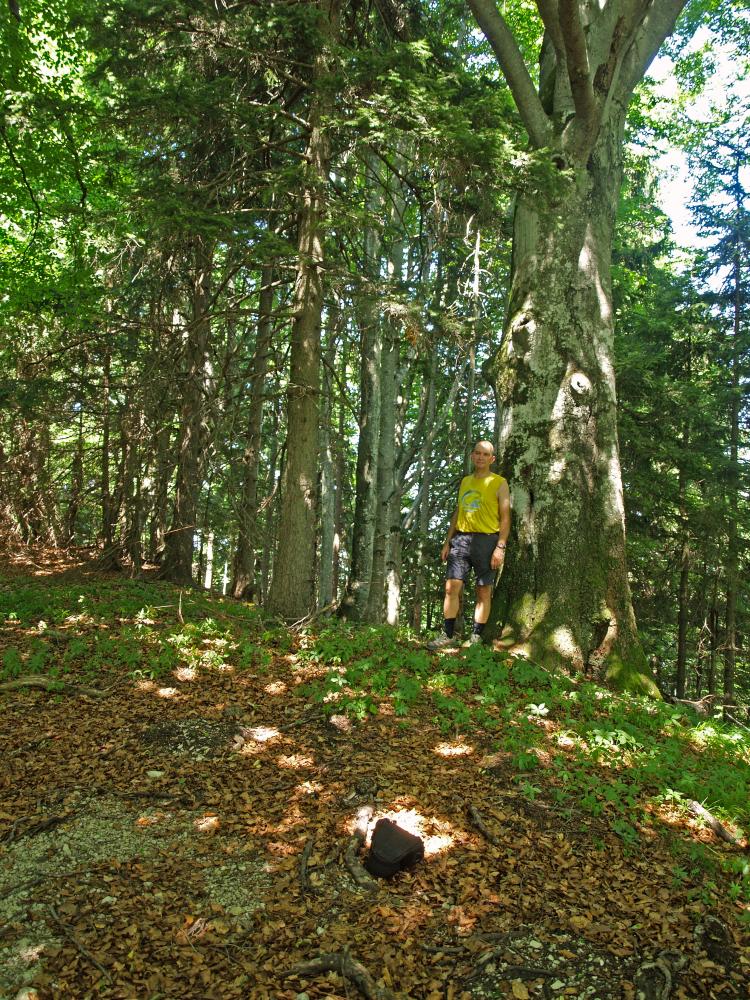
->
[364,818,425,878]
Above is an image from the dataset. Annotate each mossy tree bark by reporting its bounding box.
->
[467,0,690,693]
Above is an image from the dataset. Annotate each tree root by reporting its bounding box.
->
[344,804,378,890]
[468,804,501,847]
[299,836,316,895]
[283,946,395,1000]
[1,813,71,844]
[48,904,111,983]
[0,674,109,697]
[689,801,742,846]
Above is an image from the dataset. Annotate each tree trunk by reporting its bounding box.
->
[466,0,689,694]
[487,129,656,694]
[162,239,215,585]
[340,157,383,619]
[318,313,339,608]
[723,233,742,716]
[231,265,274,599]
[676,536,691,699]
[367,327,398,623]
[411,360,437,630]
[65,407,85,545]
[260,399,282,605]
[268,0,340,620]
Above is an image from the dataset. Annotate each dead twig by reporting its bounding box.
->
[283,945,395,1000]
[725,711,750,734]
[0,675,109,697]
[299,836,316,895]
[344,805,378,891]
[48,905,112,983]
[1,813,71,844]
[468,804,501,847]
[289,600,339,632]
[689,801,742,846]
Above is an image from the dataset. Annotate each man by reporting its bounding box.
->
[427,440,511,650]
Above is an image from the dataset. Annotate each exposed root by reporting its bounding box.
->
[48,904,112,983]
[0,674,110,697]
[283,946,395,1000]
[1,813,71,844]
[344,804,378,890]
[689,801,742,846]
[299,836,316,895]
[468,803,501,847]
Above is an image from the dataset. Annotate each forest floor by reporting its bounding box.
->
[1,547,749,1000]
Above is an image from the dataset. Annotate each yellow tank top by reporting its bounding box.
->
[456,473,504,533]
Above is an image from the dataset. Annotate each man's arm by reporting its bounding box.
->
[491,479,511,570]
[440,508,459,562]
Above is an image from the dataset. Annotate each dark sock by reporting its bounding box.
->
[444,618,456,638]
[472,620,485,636]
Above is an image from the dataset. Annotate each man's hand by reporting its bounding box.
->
[440,541,451,562]
[490,546,505,571]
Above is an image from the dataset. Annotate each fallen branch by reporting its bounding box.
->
[1,813,71,844]
[299,836,316,895]
[468,804,501,847]
[289,600,338,632]
[0,675,109,698]
[724,711,750,734]
[669,694,719,718]
[283,946,395,1000]
[344,805,378,891]
[689,801,742,846]
[48,905,111,983]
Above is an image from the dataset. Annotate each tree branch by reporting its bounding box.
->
[536,0,566,63]
[617,0,688,104]
[465,0,551,148]
[558,0,598,135]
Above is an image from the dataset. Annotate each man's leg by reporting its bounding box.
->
[428,578,464,649]
[444,578,464,627]
[460,584,492,647]
[474,584,492,625]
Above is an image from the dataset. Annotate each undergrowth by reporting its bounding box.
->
[2,573,749,922]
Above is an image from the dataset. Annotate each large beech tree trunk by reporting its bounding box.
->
[467,0,689,693]
[267,0,340,620]
[489,140,651,686]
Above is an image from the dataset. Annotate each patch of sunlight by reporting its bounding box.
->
[361,807,456,858]
[19,942,46,963]
[556,733,577,750]
[266,840,298,857]
[690,725,746,751]
[329,714,352,732]
[136,679,156,692]
[63,613,96,626]
[194,814,221,834]
[175,666,197,682]
[217,663,234,673]
[264,681,287,695]
[202,637,231,649]
[516,592,550,635]
[136,812,169,828]
[277,754,315,769]
[548,456,567,483]
[551,626,582,665]
[434,741,474,758]
[156,686,179,699]
[245,726,281,743]
[296,780,324,796]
